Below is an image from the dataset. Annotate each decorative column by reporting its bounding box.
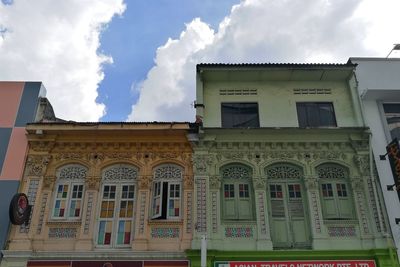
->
[132,175,151,250]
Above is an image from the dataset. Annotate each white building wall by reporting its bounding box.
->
[351,57,400,261]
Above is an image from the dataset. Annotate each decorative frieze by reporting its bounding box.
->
[151,228,180,238]
[225,227,253,238]
[48,228,77,238]
[328,226,356,237]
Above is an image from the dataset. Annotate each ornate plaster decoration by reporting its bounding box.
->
[183,175,193,189]
[253,176,266,189]
[222,165,250,179]
[312,151,346,161]
[209,176,221,189]
[356,191,370,234]
[26,155,50,177]
[154,165,182,180]
[85,176,100,190]
[58,165,87,181]
[192,155,213,174]
[316,165,346,179]
[151,227,180,238]
[54,153,83,161]
[105,152,133,160]
[30,141,55,152]
[269,151,294,160]
[304,175,318,190]
[353,154,370,176]
[48,228,77,238]
[327,226,356,237]
[103,165,138,181]
[42,176,56,190]
[225,227,253,238]
[265,165,301,179]
[138,176,151,190]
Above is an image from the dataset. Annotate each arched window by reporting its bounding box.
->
[151,164,183,220]
[221,164,254,220]
[317,163,354,220]
[52,164,87,219]
[97,164,138,247]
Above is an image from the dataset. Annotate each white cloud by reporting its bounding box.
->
[0,0,125,121]
[128,0,400,122]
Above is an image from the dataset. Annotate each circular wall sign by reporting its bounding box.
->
[9,193,30,225]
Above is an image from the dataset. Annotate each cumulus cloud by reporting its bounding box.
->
[0,0,125,121]
[127,0,400,122]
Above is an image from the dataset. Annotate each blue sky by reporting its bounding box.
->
[98,0,239,121]
[0,0,399,122]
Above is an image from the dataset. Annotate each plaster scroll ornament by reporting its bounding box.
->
[304,176,318,190]
[85,176,100,190]
[138,177,150,189]
[159,152,178,159]
[209,175,221,189]
[31,141,55,152]
[222,165,250,180]
[353,154,370,176]
[351,177,365,190]
[43,176,56,189]
[26,155,51,176]
[193,155,207,174]
[87,152,105,162]
[253,177,266,189]
[183,175,194,189]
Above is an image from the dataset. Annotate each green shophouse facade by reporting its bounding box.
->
[188,63,398,267]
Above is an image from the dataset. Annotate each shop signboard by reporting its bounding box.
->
[214,260,376,267]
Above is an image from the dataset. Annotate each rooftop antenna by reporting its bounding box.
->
[386,44,400,58]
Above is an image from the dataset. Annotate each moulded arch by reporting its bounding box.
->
[152,162,184,181]
[55,162,89,181]
[219,162,254,180]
